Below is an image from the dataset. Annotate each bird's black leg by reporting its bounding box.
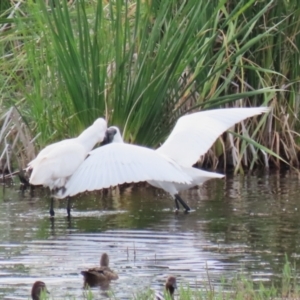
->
[49,197,55,217]
[174,194,191,212]
[174,197,180,211]
[66,197,71,218]
[30,185,34,198]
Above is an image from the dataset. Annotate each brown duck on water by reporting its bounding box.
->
[81,253,119,287]
[155,276,177,300]
[31,281,49,300]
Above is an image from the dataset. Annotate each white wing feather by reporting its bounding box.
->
[58,143,192,198]
[148,167,224,196]
[156,107,270,167]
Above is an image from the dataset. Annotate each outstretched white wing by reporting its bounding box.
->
[156,107,269,167]
[57,143,192,198]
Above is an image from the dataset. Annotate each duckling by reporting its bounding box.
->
[155,276,177,300]
[31,281,49,300]
[81,253,118,287]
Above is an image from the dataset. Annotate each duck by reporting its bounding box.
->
[31,281,49,300]
[81,253,119,287]
[57,107,269,211]
[155,276,177,300]
[27,118,107,217]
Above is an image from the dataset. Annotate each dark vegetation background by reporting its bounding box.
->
[0,0,299,173]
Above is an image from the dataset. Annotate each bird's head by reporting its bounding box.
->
[101,126,123,145]
[100,252,110,267]
[93,118,108,142]
[165,276,177,295]
[31,281,49,300]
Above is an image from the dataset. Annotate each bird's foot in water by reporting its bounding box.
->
[49,197,55,217]
[49,209,55,218]
[66,197,71,219]
[174,194,191,212]
[173,208,191,214]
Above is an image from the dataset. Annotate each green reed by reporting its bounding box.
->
[1,0,300,169]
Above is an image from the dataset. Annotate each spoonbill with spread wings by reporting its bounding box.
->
[56,107,269,212]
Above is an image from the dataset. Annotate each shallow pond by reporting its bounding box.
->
[0,171,300,299]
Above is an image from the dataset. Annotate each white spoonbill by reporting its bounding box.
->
[27,118,107,217]
[56,107,269,211]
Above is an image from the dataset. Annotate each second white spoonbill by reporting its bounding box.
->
[56,107,269,211]
[27,118,107,217]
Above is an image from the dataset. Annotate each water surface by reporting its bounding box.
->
[0,171,300,299]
